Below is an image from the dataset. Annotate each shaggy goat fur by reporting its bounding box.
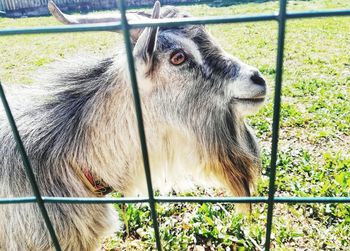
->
[0,3,266,250]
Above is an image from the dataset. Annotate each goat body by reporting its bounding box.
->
[0,2,266,250]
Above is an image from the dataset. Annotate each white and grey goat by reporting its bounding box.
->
[0,1,267,250]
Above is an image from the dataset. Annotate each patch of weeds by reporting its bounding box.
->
[249,103,273,139]
[280,103,305,127]
[109,195,259,250]
[284,78,330,97]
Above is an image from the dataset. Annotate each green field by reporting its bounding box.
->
[1,0,349,250]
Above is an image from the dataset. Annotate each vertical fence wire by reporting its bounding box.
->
[0,82,62,251]
[117,0,162,250]
[264,0,287,250]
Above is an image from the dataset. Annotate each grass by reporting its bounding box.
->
[1,0,350,250]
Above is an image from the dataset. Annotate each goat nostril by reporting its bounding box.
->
[250,73,266,86]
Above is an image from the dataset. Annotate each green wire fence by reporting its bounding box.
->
[0,0,350,250]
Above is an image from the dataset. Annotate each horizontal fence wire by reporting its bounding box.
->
[2,196,350,205]
[0,1,350,251]
[1,9,350,36]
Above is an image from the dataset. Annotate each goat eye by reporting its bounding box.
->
[170,51,187,65]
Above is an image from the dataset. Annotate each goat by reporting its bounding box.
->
[0,1,267,250]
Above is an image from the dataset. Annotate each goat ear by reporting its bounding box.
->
[133,1,161,64]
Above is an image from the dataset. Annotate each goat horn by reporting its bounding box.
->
[48,0,148,25]
[48,1,78,24]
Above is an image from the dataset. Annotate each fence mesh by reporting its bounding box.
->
[0,0,350,250]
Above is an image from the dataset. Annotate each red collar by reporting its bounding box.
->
[82,169,113,196]
[70,162,113,196]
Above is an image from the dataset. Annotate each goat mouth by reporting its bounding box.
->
[231,97,265,103]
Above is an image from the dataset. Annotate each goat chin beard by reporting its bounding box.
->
[231,101,265,117]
